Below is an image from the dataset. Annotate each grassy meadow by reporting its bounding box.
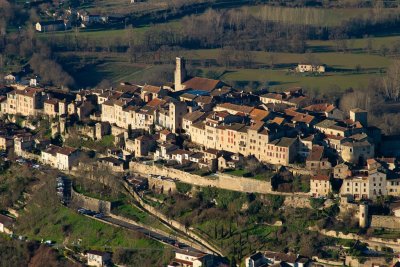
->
[33,3,400,91]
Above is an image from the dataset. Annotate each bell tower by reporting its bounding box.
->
[174,57,187,91]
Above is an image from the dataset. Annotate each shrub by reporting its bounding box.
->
[176,182,192,194]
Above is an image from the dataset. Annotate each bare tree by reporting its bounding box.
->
[382,60,400,101]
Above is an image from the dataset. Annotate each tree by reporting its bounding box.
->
[364,37,373,54]
[380,44,389,56]
[382,60,400,101]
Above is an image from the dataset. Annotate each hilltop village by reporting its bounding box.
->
[1,57,400,267]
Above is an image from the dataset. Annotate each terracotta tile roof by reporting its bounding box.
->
[307,145,324,161]
[183,110,205,122]
[102,100,114,106]
[212,110,231,118]
[0,214,14,226]
[180,93,197,101]
[195,95,213,105]
[146,98,166,108]
[261,93,283,100]
[270,117,286,125]
[15,87,43,97]
[183,77,221,92]
[216,103,254,115]
[342,140,371,147]
[304,103,336,113]
[204,148,220,155]
[270,137,297,148]
[160,129,171,135]
[250,108,269,121]
[325,134,345,141]
[311,174,330,181]
[136,135,153,141]
[284,107,299,117]
[44,98,59,105]
[249,120,264,131]
[292,113,315,124]
[142,85,162,94]
[300,134,314,142]
[57,146,77,156]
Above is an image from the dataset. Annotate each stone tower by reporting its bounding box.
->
[174,57,187,91]
[350,108,368,127]
[359,203,369,228]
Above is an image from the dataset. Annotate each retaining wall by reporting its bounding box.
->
[130,162,272,194]
[123,181,223,255]
[71,188,114,214]
[371,215,400,229]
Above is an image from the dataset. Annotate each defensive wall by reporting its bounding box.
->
[71,187,114,214]
[371,215,400,229]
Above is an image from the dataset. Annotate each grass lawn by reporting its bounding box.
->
[18,203,163,251]
[224,169,250,177]
[14,173,166,252]
[178,48,391,90]
[112,203,171,233]
[183,49,392,70]
[195,219,278,256]
[220,68,382,91]
[65,134,116,151]
[37,19,181,43]
[224,169,274,181]
[372,229,400,240]
[308,35,400,53]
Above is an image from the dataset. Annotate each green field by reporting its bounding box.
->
[179,48,391,91]
[221,69,381,91]
[32,3,400,91]
[20,204,162,250]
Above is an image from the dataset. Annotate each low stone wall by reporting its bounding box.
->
[130,162,310,198]
[345,256,390,267]
[148,176,177,193]
[130,162,272,194]
[71,188,113,214]
[284,195,311,208]
[371,215,400,229]
[16,150,40,161]
[311,226,400,252]
[312,257,343,266]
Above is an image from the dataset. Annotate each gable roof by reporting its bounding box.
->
[311,174,330,181]
[216,103,254,115]
[0,214,14,226]
[183,110,205,122]
[183,77,221,92]
[142,85,162,94]
[307,145,324,161]
[250,109,270,121]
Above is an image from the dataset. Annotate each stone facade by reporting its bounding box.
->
[71,188,113,214]
[370,215,400,229]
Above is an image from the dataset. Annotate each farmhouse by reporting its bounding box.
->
[35,20,68,32]
[296,63,326,73]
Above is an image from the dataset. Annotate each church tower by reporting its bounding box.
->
[174,57,187,91]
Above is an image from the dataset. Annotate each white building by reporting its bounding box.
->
[340,169,387,200]
[87,250,111,267]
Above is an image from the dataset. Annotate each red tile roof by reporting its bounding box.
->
[183,77,221,92]
[311,174,330,181]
